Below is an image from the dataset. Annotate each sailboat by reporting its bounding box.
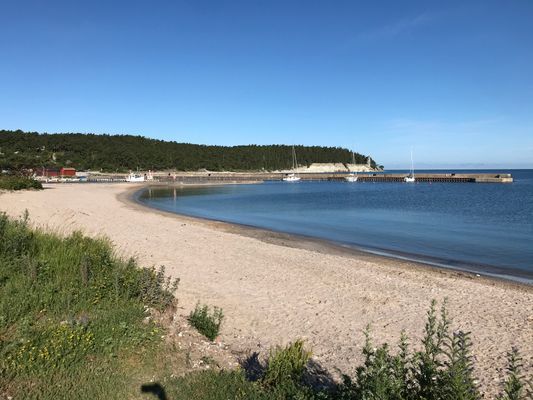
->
[404,148,416,183]
[345,150,358,182]
[283,145,301,182]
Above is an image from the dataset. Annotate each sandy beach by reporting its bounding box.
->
[1,183,531,395]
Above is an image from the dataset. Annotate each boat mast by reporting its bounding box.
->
[410,147,415,177]
[292,145,298,174]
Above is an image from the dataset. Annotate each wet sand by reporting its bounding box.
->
[1,183,531,395]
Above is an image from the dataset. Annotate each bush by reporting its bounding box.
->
[137,265,180,311]
[262,339,312,389]
[0,175,42,190]
[498,348,525,400]
[336,300,514,400]
[189,303,224,341]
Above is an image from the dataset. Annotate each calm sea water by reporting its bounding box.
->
[137,170,533,283]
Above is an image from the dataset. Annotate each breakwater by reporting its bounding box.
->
[75,171,514,184]
[146,172,513,184]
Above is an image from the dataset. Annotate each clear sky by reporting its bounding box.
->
[1,1,532,168]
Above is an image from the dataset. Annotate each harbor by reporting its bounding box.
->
[109,171,514,184]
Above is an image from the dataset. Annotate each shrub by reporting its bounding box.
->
[262,339,312,389]
[0,211,34,257]
[137,265,180,311]
[440,330,479,400]
[339,329,413,400]
[497,348,525,400]
[189,303,224,341]
[0,175,42,190]
[336,300,483,400]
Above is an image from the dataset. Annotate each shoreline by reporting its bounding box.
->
[126,183,533,289]
[1,183,531,396]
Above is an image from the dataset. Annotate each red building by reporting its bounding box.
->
[40,167,59,177]
[60,167,76,177]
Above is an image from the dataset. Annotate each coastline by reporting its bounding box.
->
[1,183,531,396]
[127,184,533,288]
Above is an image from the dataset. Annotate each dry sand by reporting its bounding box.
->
[1,183,531,395]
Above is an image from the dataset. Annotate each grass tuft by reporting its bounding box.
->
[188,303,224,341]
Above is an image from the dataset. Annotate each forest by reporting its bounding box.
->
[0,130,378,172]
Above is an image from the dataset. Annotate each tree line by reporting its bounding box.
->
[0,130,378,172]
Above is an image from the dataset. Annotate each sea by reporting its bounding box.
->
[136,170,533,284]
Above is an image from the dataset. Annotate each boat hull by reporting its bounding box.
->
[283,174,301,182]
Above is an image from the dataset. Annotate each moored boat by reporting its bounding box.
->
[283,145,301,182]
[404,148,416,183]
[345,150,358,182]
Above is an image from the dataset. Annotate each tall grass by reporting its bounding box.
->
[0,212,179,399]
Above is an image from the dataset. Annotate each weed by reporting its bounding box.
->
[262,339,312,389]
[498,348,525,400]
[138,265,180,311]
[189,303,224,341]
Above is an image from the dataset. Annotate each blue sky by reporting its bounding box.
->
[1,1,532,168]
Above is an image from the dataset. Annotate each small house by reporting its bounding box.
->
[60,167,76,177]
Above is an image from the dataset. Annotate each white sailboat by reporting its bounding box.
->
[283,145,301,182]
[345,150,358,182]
[404,148,416,183]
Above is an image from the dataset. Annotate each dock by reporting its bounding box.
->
[131,172,514,184]
[55,170,513,184]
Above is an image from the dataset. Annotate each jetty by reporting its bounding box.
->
[116,172,513,184]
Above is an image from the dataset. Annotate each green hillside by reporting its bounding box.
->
[0,130,378,172]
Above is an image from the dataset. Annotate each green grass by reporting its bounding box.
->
[0,175,42,190]
[0,212,179,399]
[189,303,224,341]
[165,369,319,400]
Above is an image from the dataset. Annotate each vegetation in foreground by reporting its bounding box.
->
[169,303,531,400]
[0,129,379,172]
[0,212,179,399]
[0,175,42,191]
[0,213,530,399]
